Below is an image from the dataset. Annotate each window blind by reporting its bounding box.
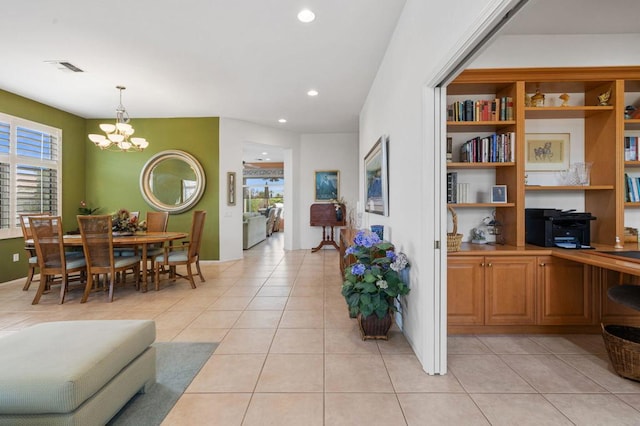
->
[0,114,61,238]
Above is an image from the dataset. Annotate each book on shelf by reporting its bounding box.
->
[446,137,453,162]
[447,96,513,122]
[447,172,457,203]
[626,173,640,202]
[456,183,469,203]
[459,132,515,163]
[625,136,639,161]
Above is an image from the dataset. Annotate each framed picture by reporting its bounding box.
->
[314,170,339,201]
[227,172,236,206]
[525,133,570,171]
[364,135,389,216]
[491,185,507,203]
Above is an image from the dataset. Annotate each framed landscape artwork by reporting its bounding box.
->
[314,170,339,201]
[364,135,389,216]
[525,133,570,171]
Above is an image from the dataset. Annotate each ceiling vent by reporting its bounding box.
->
[45,60,84,73]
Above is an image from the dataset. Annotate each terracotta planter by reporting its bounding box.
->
[357,312,392,341]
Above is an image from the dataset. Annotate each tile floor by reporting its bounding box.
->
[2,233,640,424]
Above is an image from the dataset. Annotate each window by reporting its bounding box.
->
[0,113,61,239]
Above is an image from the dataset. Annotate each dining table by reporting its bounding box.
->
[27,231,188,292]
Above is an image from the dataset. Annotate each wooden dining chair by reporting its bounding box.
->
[145,211,170,273]
[77,215,141,303]
[154,210,206,290]
[29,216,87,305]
[19,213,48,291]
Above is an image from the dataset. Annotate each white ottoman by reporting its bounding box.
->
[0,320,156,426]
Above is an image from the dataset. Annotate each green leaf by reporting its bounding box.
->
[360,294,371,305]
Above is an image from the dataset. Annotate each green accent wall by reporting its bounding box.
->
[85,117,220,261]
[0,89,86,283]
[0,88,220,284]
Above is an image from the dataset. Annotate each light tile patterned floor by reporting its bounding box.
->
[2,233,640,424]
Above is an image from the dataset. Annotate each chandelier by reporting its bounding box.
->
[88,86,149,152]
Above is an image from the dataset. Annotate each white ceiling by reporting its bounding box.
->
[2,0,639,149]
[0,0,405,134]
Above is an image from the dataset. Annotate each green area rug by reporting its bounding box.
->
[108,341,217,426]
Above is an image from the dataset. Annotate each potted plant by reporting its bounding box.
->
[341,230,410,340]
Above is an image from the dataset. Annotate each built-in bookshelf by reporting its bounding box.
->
[447,67,640,248]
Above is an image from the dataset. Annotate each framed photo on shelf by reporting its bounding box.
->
[364,135,389,216]
[525,133,570,171]
[314,170,339,201]
[491,185,507,203]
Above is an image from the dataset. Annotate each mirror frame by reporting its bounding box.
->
[139,150,206,214]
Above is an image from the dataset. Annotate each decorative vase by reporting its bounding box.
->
[336,208,343,222]
[357,312,392,341]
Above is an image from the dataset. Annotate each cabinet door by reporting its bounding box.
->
[448,256,484,325]
[485,256,536,325]
[537,256,593,325]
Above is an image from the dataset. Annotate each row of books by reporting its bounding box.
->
[447,97,514,122]
[459,132,515,163]
[624,136,640,161]
[446,172,470,203]
[626,173,640,202]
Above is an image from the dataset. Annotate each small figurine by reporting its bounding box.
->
[625,105,637,119]
[531,89,545,107]
[559,93,570,107]
[524,94,532,107]
[597,88,612,106]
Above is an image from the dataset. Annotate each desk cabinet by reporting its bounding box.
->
[448,255,536,326]
[485,256,536,325]
[448,257,484,325]
[536,256,594,325]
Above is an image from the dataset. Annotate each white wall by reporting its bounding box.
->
[218,118,299,261]
[360,0,520,374]
[471,34,640,68]
[298,133,359,249]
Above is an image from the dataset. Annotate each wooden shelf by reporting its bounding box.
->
[446,120,515,133]
[448,203,515,208]
[625,119,640,130]
[625,202,640,208]
[525,106,614,119]
[525,185,614,191]
[625,161,640,167]
[447,162,515,169]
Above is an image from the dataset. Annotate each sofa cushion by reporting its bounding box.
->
[0,320,155,414]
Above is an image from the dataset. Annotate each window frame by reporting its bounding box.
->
[0,112,62,239]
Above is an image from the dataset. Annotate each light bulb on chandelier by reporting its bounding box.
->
[88,86,149,152]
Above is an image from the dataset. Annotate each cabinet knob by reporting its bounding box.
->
[480,262,485,267]
[539,263,546,267]
[487,263,492,267]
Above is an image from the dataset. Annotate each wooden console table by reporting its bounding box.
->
[310,203,345,252]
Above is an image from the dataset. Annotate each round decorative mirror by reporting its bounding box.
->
[139,150,206,214]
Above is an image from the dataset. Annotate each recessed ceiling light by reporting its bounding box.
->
[307,89,319,97]
[278,118,287,123]
[262,152,268,155]
[265,158,271,161]
[297,9,315,23]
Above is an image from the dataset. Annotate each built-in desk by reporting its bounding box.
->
[448,243,640,334]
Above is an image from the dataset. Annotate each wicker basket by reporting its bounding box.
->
[447,205,463,252]
[602,323,640,381]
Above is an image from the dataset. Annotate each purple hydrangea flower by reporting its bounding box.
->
[351,263,366,275]
[345,246,356,255]
[386,250,396,261]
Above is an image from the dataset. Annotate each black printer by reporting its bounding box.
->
[525,208,596,248]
